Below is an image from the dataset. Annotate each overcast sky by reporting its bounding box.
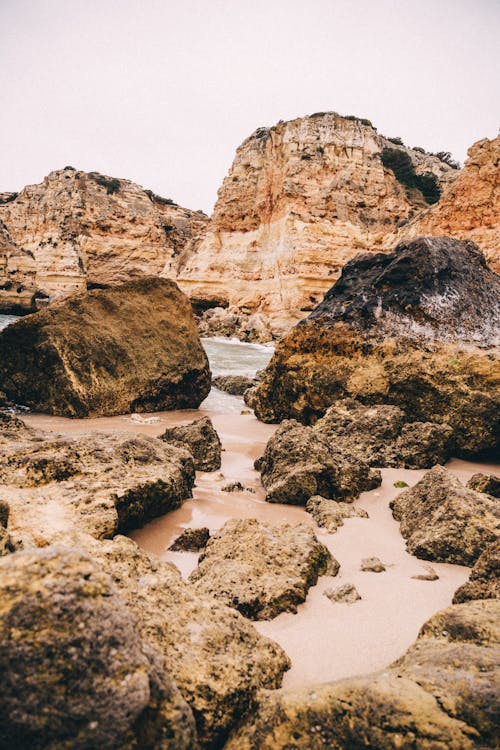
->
[1,0,499,213]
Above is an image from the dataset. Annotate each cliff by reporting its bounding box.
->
[176,113,457,337]
[0,168,208,312]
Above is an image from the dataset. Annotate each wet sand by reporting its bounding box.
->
[24,400,498,688]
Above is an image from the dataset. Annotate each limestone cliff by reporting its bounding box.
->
[176,113,457,337]
[0,168,208,312]
[403,134,500,272]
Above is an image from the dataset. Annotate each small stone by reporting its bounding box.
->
[169,527,210,552]
[324,583,362,604]
[361,557,386,573]
[221,481,245,493]
[412,565,439,581]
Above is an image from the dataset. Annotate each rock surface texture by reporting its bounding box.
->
[0,547,197,750]
[0,167,208,310]
[453,540,500,604]
[160,417,221,471]
[252,237,500,458]
[305,495,369,533]
[189,518,337,619]
[176,113,456,338]
[0,277,211,417]
[391,466,499,566]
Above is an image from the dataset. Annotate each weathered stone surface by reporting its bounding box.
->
[169,527,210,551]
[0,168,208,304]
[361,557,386,573]
[252,238,500,458]
[212,375,256,395]
[80,535,289,749]
[391,466,499,565]
[324,583,362,604]
[189,518,337,619]
[0,546,197,750]
[453,541,500,604]
[177,113,456,338]
[160,417,221,472]
[256,419,381,505]
[0,414,195,543]
[224,600,499,750]
[404,134,500,273]
[314,399,452,468]
[412,564,439,581]
[467,473,500,498]
[0,277,211,417]
[305,495,368,533]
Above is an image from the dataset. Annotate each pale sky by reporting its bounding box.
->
[1,0,499,214]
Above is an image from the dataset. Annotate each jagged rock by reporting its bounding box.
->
[212,375,256,395]
[0,546,197,750]
[256,419,381,505]
[0,499,20,556]
[305,495,368,533]
[313,399,452,468]
[412,565,439,581]
[404,134,500,272]
[224,600,499,750]
[80,535,289,748]
[0,277,211,417]
[176,113,456,336]
[169,527,210,552]
[324,583,362,604]
[467,473,500,498]
[221,481,254,493]
[160,417,221,472]
[252,237,500,458]
[0,168,208,303]
[189,518,337,620]
[453,540,500,604]
[361,557,386,573]
[0,414,195,544]
[391,466,499,565]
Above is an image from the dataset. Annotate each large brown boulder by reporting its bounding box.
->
[390,466,499,566]
[453,541,500,604]
[251,237,500,458]
[189,518,336,619]
[0,277,211,417]
[256,419,381,505]
[0,547,197,750]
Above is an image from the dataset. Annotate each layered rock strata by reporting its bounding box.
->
[0,277,211,417]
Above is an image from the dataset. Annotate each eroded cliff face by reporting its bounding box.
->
[403,134,500,272]
[176,113,457,337]
[0,168,208,311]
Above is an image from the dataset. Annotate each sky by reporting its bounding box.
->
[1,0,499,214]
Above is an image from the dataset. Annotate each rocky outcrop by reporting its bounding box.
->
[189,518,336,619]
[0,277,211,417]
[0,413,195,544]
[391,466,499,566]
[453,541,500,604]
[252,237,500,458]
[224,599,500,749]
[314,399,453,468]
[467,473,500,498]
[0,546,197,750]
[404,134,500,273]
[81,535,290,748]
[169,527,210,551]
[305,495,368,533]
[0,220,38,313]
[160,417,221,471]
[0,167,208,306]
[256,419,381,505]
[176,113,456,337]
[212,375,256,396]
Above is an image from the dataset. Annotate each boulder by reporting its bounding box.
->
[467,473,500,498]
[256,419,381,505]
[160,417,221,472]
[212,375,255,395]
[0,277,211,417]
[324,583,361,604]
[305,495,368,533]
[251,238,500,458]
[0,547,197,750]
[80,535,289,749]
[189,518,337,620]
[169,527,210,551]
[453,540,500,604]
[224,600,499,749]
[391,466,499,565]
[0,414,195,543]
